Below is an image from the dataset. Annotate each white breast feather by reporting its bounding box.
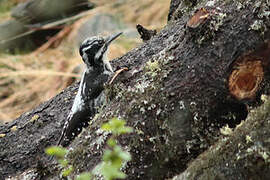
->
[70,70,86,114]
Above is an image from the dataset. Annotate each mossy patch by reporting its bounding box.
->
[10,125,17,132]
[101,50,195,177]
[30,114,40,123]
[105,49,173,122]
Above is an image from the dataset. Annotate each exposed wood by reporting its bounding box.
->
[229,60,263,100]
[186,8,209,28]
[228,42,270,101]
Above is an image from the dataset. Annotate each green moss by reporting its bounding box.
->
[10,125,17,132]
[194,9,227,45]
[30,114,40,123]
[191,0,270,45]
[103,51,180,172]
[220,125,233,136]
[247,0,270,35]
[145,60,161,74]
[105,51,173,122]
[249,20,266,34]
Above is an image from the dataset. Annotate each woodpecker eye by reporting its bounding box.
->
[79,37,108,66]
[98,40,104,45]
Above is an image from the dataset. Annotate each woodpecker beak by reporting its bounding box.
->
[104,32,123,47]
[99,32,123,73]
[97,32,123,60]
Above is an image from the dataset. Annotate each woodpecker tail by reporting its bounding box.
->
[56,113,71,147]
[56,129,66,147]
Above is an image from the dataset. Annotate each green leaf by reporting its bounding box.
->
[75,172,92,180]
[101,118,133,135]
[118,150,131,161]
[101,123,112,131]
[102,149,122,168]
[62,166,73,177]
[107,138,117,147]
[101,163,126,180]
[112,146,131,161]
[103,149,113,162]
[45,146,67,159]
[58,159,68,167]
[92,162,103,175]
[118,126,133,135]
[95,118,132,180]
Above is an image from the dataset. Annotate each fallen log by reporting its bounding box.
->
[173,96,270,180]
[0,0,270,179]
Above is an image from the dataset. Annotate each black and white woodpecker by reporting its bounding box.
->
[57,32,123,146]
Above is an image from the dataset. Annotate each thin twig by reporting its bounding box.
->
[0,70,80,78]
[109,67,128,84]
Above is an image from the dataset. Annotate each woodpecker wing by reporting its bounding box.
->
[57,69,109,146]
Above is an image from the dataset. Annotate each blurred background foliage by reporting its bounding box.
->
[0,0,170,123]
[0,0,18,13]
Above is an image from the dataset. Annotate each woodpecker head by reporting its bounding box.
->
[79,32,122,73]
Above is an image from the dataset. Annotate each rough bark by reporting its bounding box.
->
[173,97,270,180]
[0,84,78,178]
[168,0,198,22]
[1,0,270,179]
[168,0,181,21]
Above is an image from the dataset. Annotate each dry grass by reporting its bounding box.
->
[0,0,170,123]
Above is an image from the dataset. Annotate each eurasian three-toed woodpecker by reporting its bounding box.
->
[57,32,122,146]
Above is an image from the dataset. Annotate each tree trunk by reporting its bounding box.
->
[1,0,270,179]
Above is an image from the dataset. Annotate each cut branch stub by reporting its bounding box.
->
[136,24,157,42]
[229,60,263,100]
[228,42,270,101]
[186,8,209,28]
